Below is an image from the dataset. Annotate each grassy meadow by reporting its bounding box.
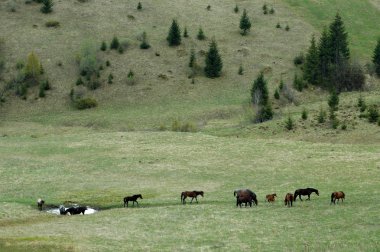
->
[0,0,380,251]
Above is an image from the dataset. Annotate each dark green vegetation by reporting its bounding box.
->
[0,0,379,250]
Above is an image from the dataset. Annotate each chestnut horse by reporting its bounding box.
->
[284,193,294,207]
[124,194,143,207]
[234,189,258,207]
[331,191,345,204]
[181,191,204,204]
[294,188,319,201]
[266,193,277,202]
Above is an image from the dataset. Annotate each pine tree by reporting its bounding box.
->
[25,51,41,82]
[303,35,319,85]
[234,4,239,13]
[318,28,332,86]
[274,88,280,99]
[373,38,380,76]
[40,0,53,14]
[329,13,350,66]
[137,2,142,10]
[110,36,120,50]
[328,90,339,111]
[167,20,181,46]
[140,31,150,49]
[251,72,269,106]
[197,27,206,40]
[188,48,196,68]
[238,65,243,75]
[239,9,251,35]
[204,40,223,78]
[183,27,188,38]
[100,41,107,51]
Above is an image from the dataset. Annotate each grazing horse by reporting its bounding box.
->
[294,188,319,201]
[124,194,143,207]
[181,191,204,204]
[234,189,258,206]
[331,191,345,204]
[284,193,294,207]
[37,198,45,211]
[266,193,277,202]
[65,206,87,215]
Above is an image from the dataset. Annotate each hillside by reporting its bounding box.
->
[0,0,380,251]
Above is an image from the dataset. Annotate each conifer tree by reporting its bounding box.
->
[189,48,196,68]
[204,40,223,78]
[25,51,41,82]
[329,13,350,66]
[303,35,319,85]
[197,27,206,40]
[183,27,188,38]
[137,2,142,10]
[373,38,380,76]
[41,0,53,14]
[167,20,181,46]
[100,41,107,51]
[140,31,150,49]
[251,72,269,106]
[239,9,251,35]
[110,36,120,50]
[318,28,332,86]
[234,4,239,13]
[328,90,339,111]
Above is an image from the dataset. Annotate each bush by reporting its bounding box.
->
[293,53,304,66]
[197,28,206,40]
[100,41,107,51]
[41,0,53,14]
[293,73,305,92]
[274,89,280,99]
[76,77,83,86]
[317,107,327,123]
[79,41,98,78]
[137,2,142,10]
[234,5,239,13]
[25,52,41,84]
[110,36,120,50]
[238,65,243,75]
[285,115,294,130]
[368,106,379,123]
[276,22,281,29]
[285,25,290,31]
[140,32,151,49]
[301,108,308,120]
[108,73,113,84]
[75,97,98,110]
[45,20,60,27]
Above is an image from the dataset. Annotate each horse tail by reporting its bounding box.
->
[180,192,184,202]
[331,192,335,203]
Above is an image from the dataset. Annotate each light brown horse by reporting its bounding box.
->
[284,193,294,207]
[331,191,345,204]
[181,191,204,204]
[266,193,277,202]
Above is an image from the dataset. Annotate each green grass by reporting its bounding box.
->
[0,126,379,251]
[284,0,380,59]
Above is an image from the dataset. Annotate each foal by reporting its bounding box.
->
[284,193,294,207]
[266,194,277,203]
[123,194,143,207]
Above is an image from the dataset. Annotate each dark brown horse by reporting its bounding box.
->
[65,206,87,215]
[181,191,204,204]
[284,193,294,207]
[294,188,319,201]
[331,191,345,204]
[266,193,277,202]
[124,194,143,207]
[234,189,258,207]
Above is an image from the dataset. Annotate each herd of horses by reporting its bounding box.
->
[37,188,346,214]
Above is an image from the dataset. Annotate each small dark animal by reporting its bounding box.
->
[266,193,277,202]
[37,198,45,211]
[294,188,319,201]
[234,189,258,207]
[284,193,294,207]
[181,191,204,204]
[124,194,143,207]
[331,191,345,204]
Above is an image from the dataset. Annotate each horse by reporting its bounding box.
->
[124,194,143,207]
[284,193,294,207]
[331,191,345,204]
[65,206,87,215]
[37,198,45,211]
[294,188,319,201]
[266,193,277,202]
[181,191,204,204]
[234,189,258,206]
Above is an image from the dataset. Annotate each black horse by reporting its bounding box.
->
[294,188,319,201]
[234,189,258,207]
[181,191,204,204]
[123,194,143,207]
[59,206,87,215]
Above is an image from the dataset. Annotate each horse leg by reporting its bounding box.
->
[307,194,311,200]
[190,197,193,204]
[183,196,187,204]
[195,196,198,203]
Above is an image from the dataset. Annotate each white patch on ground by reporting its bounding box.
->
[46,206,97,215]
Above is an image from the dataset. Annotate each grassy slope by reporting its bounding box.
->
[0,128,379,251]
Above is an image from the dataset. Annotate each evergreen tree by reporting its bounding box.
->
[183,27,188,38]
[285,115,294,130]
[274,88,280,99]
[303,35,319,85]
[251,72,269,106]
[188,48,196,68]
[140,31,150,49]
[318,28,332,86]
[301,108,308,120]
[41,0,53,14]
[238,65,243,75]
[234,4,239,13]
[373,38,380,76]
[197,27,206,40]
[100,41,107,51]
[110,36,120,50]
[204,40,223,78]
[137,2,142,10]
[167,20,181,46]
[328,90,339,111]
[329,13,350,66]
[239,9,251,35]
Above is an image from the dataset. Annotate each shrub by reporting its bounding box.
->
[269,7,275,14]
[140,32,151,49]
[317,107,326,123]
[238,65,243,75]
[274,89,280,99]
[293,73,305,92]
[167,20,181,46]
[285,25,290,31]
[301,108,308,120]
[328,90,339,111]
[106,60,110,67]
[25,51,41,84]
[45,20,60,28]
[262,3,267,14]
[341,123,347,130]
[100,41,107,51]
[256,104,273,123]
[137,2,142,10]
[357,95,366,112]
[118,46,124,54]
[293,53,304,66]
[331,117,340,129]
[108,73,113,84]
[183,27,189,38]
[79,42,98,78]
[188,49,196,68]
[76,77,83,86]
[276,22,281,29]
[126,70,135,85]
[234,4,239,13]
[41,0,53,14]
[75,97,98,110]
[368,106,379,123]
